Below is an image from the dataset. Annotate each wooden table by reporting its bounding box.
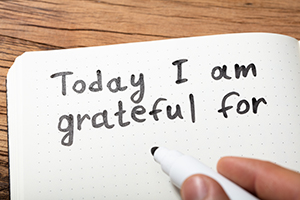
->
[1,0,300,199]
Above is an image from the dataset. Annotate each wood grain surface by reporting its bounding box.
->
[1,0,300,199]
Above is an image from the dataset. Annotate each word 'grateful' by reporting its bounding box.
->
[58,95,195,146]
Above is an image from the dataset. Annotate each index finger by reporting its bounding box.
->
[217,157,300,200]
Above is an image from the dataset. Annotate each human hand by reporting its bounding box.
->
[180,157,300,200]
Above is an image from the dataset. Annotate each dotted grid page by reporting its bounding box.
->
[8,33,300,199]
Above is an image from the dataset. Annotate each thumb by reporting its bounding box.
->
[181,174,230,200]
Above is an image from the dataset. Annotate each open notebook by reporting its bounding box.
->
[7,33,300,199]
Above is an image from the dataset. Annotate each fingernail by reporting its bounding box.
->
[181,175,208,200]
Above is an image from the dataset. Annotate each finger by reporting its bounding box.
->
[181,174,230,200]
[217,156,300,200]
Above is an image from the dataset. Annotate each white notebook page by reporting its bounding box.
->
[7,33,300,199]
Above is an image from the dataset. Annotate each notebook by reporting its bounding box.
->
[6,33,300,199]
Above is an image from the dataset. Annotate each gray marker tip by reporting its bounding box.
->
[151,146,159,156]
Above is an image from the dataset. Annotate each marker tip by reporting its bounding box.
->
[151,146,159,156]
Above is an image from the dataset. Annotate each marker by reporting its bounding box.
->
[151,146,259,200]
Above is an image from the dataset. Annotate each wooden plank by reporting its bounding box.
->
[1,0,300,49]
